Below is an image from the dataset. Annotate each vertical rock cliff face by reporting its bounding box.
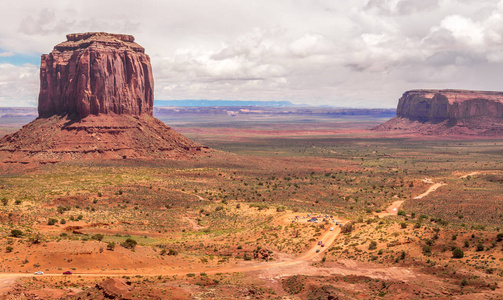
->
[38,32,154,119]
[396,90,503,122]
[375,89,503,135]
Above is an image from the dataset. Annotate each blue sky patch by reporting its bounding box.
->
[0,52,40,66]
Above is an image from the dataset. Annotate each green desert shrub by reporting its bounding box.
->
[452,248,464,258]
[107,242,116,251]
[121,238,137,250]
[10,229,23,238]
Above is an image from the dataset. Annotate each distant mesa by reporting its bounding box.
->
[0,32,207,164]
[374,89,503,136]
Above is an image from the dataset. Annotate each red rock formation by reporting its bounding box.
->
[397,90,503,122]
[38,32,154,119]
[0,33,208,164]
[375,89,503,136]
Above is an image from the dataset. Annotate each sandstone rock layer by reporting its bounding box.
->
[376,89,503,136]
[38,32,154,119]
[397,90,503,122]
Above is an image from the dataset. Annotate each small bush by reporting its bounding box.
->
[282,275,306,294]
[107,242,116,251]
[341,222,354,233]
[57,206,71,214]
[5,246,13,253]
[1,197,7,206]
[497,233,503,242]
[10,229,23,238]
[47,218,58,226]
[368,241,377,251]
[91,234,104,241]
[121,238,137,250]
[460,278,469,287]
[452,248,464,258]
[476,244,484,252]
[422,245,432,256]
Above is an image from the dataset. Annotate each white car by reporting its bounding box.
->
[34,271,44,275]
[330,227,334,231]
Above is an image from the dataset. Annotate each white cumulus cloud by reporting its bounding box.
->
[1,0,503,107]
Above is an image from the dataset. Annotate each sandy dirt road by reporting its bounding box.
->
[460,171,480,178]
[377,179,447,218]
[378,171,483,218]
[413,182,445,199]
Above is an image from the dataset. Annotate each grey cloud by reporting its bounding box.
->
[397,0,440,14]
[0,63,39,107]
[2,0,503,108]
[365,0,440,15]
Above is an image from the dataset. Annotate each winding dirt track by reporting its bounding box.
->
[413,182,445,199]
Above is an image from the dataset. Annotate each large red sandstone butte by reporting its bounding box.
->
[39,32,153,119]
[375,89,503,136]
[0,32,207,164]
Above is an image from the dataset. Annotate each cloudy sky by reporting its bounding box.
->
[1,0,503,108]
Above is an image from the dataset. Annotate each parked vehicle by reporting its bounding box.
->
[321,244,325,247]
[330,227,334,231]
[316,249,320,253]
[63,271,72,275]
[318,241,322,245]
[34,271,44,275]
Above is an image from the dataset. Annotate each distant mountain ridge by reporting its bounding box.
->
[154,100,296,107]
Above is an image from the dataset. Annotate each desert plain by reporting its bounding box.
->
[0,109,502,299]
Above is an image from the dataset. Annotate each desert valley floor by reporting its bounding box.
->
[0,112,503,299]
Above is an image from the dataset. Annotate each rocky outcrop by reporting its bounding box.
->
[397,90,503,123]
[96,278,134,299]
[38,32,153,119]
[375,89,503,136]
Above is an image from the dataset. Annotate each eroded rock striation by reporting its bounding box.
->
[375,89,503,135]
[0,32,207,164]
[397,90,503,122]
[38,32,153,119]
